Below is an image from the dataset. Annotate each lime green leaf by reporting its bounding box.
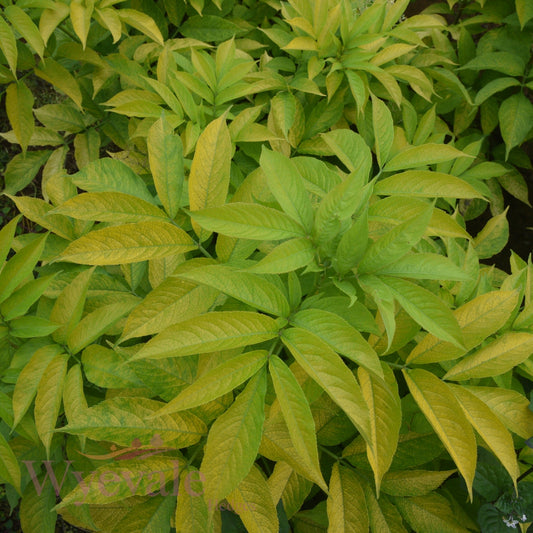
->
[50,267,94,344]
[384,144,467,172]
[9,316,60,338]
[0,433,21,494]
[190,203,306,240]
[474,209,509,259]
[393,493,470,533]
[516,0,533,28]
[148,118,184,219]
[200,368,267,507]
[462,386,533,440]
[448,384,519,488]
[363,486,408,533]
[4,5,45,59]
[403,369,476,499]
[0,215,20,266]
[500,93,533,158]
[282,327,371,442]
[95,7,122,43]
[407,290,519,364]
[71,158,155,204]
[378,276,463,348]
[13,344,64,428]
[376,253,471,281]
[372,95,394,167]
[0,273,56,321]
[327,463,369,533]
[320,129,371,173]
[35,352,68,456]
[20,474,57,532]
[374,171,482,199]
[156,350,268,415]
[58,221,196,265]
[444,332,533,381]
[227,464,279,533]
[269,355,323,488]
[6,81,34,153]
[0,232,47,304]
[291,309,383,378]
[63,364,88,448]
[2,150,52,195]
[120,274,219,342]
[335,209,369,275]
[133,311,280,361]
[68,300,139,355]
[459,52,525,77]
[59,396,206,447]
[0,16,18,76]
[260,148,313,233]
[52,192,169,223]
[7,195,76,240]
[381,470,456,497]
[247,237,315,274]
[474,77,521,106]
[359,365,401,495]
[178,265,290,316]
[117,9,164,45]
[359,205,433,274]
[35,58,83,111]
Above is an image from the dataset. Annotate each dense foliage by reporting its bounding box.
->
[0,0,532,531]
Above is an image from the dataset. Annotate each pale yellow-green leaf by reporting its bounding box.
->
[118,9,164,45]
[327,463,369,533]
[70,0,93,49]
[407,290,519,364]
[384,144,467,172]
[58,396,206,448]
[0,433,21,494]
[4,6,45,60]
[359,365,401,495]
[291,309,383,378]
[58,221,196,265]
[35,58,83,111]
[200,369,267,508]
[473,209,509,259]
[148,117,184,219]
[281,328,371,443]
[12,344,63,428]
[462,386,533,439]
[444,331,533,381]
[67,299,139,354]
[6,81,34,153]
[120,273,219,342]
[132,311,280,361]
[189,115,232,240]
[35,352,69,457]
[269,355,323,490]
[52,192,169,223]
[0,16,18,76]
[62,364,88,448]
[176,466,211,533]
[50,267,94,344]
[448,384,519,488]
[227,464,279,533]
[374,171,482,199]
[403,369,476,499]
[393,493,470,533]
[155,350,268,416]
[177,264,290,316]
[380,469,456,497]
[246,237,316,274]
[56,456,183,508]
